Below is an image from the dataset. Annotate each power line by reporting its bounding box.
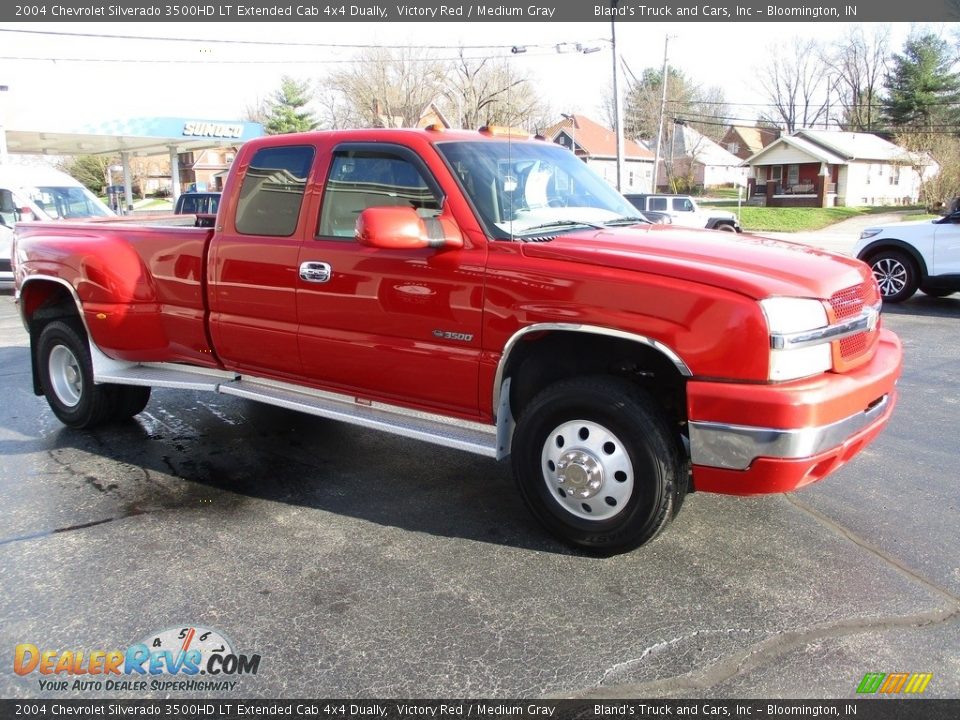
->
[0,27,610,52]
[673,115,960,135]
[665,97,960,109]
[0,51,555,66]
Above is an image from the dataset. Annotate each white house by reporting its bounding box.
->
[657,124,748,191]
[743,129,937,207]
[546,114,655,194]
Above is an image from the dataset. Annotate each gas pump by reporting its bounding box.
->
[107,185,124,213]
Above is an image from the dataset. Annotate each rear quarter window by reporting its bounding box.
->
[235,146,315,236]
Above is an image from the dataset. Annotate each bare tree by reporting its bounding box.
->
[443,50,548,131]
[242,96,269,126]
[756,37,834,131]
[320,48,447,128]
[824,26,890,131]
[896,131,960,207]
[664,123,710,193]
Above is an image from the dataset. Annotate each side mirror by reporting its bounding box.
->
[356,206,463,250]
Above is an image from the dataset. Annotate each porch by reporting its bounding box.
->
[748,178,838,207]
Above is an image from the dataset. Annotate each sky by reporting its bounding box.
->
[0,20,949,135]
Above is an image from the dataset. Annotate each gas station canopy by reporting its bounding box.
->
[6,116,263,157]
[4,117,264,211]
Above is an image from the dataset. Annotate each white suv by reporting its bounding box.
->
[854,213,960,303]
[624,194,741,232]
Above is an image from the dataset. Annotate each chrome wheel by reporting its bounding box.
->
[513,377,685,552]
[873,256,907,298]
[48,344,83,408]
[541,419,634,521]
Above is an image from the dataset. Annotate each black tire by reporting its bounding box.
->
[112,385,151,420]
[511,376,686,554]
[921,286,955,298]
[716,223,737,232]
[37,320,116,429]
[868,249,919,303]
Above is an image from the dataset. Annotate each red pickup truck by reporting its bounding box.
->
[12,128,902,553]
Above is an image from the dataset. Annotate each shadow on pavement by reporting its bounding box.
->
[882,294,960,320]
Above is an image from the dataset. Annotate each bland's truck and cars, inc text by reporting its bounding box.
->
[12,127,903,553]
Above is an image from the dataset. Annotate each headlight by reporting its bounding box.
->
[859,229,882,240]
[760,297,832,381]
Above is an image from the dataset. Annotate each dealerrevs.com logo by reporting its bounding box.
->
[14,626,260,693]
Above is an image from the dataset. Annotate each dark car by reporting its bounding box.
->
[175,192,221,227]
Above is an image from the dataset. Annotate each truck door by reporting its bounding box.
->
[208,144,315,378]
[296,144,484,416]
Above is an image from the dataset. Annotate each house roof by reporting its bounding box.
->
[744,129,916,166]
[726,125,778,154]
[416,102,453,129]
[673,125,742,167]
[794,129,914,162]
[545,114,654,161]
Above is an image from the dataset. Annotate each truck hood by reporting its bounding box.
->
[520,225,870,300]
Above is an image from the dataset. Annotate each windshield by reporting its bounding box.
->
[435,140,641,238]
[23,185,113,220]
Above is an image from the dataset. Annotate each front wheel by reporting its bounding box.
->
[511,377,686,554]
[868,250,919,303]
[716,223,738,232]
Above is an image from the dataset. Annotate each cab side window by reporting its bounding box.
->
[235,146,315,237]
[649,197,667,212]
[179,195,199,214]
[0,190,16,227]
[318,149,441,239]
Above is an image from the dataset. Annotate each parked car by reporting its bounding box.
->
[1,166,114,286]
[854,212,960,302]
[174,191,221,228]
[624,193,740,232]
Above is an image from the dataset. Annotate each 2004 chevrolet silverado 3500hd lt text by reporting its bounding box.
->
[12,128,903,553]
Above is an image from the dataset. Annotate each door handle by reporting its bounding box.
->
[299,261,332,283]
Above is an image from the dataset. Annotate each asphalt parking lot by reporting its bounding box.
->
[0,286,958,701]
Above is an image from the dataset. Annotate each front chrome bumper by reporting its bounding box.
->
[688,394,890,471]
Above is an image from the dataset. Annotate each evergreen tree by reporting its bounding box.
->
[264,76,319,135]
[59,155,114,195]
[883,33,960,130]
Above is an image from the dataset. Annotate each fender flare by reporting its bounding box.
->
[856,239,930,283]
[491,323,692,459]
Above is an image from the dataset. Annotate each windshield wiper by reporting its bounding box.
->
[603,215,654,226]
[517,219,605,235]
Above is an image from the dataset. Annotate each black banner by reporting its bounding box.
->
[2,0,959,23]
[0,700,957,720]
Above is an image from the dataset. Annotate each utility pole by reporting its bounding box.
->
[611,1,625,191]
[652,36,670,193]
[561,113,577,157]
[0,85,9,165]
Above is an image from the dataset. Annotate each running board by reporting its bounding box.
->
[94,355,498,458]
[220,378,498,457]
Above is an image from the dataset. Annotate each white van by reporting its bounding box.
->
[1,165,115,285]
